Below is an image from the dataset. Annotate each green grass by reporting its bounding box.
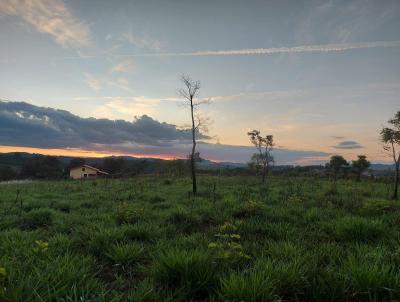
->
[0,175,399,301]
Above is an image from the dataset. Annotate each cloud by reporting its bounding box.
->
[0,0,90,48]
[152,41,400,57]
[0,101,329,165]
[83,73,132,92]
[84,73,102,92]
[111,60,135,73]
[93,96,161,118]
[294,0,400,44]
[120,32,163,51]
[211,90,305,103]
[331,136,345,140]
[333,140,364,149]
[58,40,400,60]
[0,101,206,149]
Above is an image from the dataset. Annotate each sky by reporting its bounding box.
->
[0,0,400,164]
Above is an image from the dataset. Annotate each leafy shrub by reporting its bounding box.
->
[219,270,276,302]
[208,222,251,265]
[33,240,49,254]
[21,209,53,229]
[152,248,217,300]
[115,202,144,225]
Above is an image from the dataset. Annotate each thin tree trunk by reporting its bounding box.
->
[394,162,399,200]
[190,98,197,194]
[390,142,399,200]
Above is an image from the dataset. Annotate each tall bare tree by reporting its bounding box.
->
[179,75,209,194]
[247,130,274,184]
[381,110,400,199]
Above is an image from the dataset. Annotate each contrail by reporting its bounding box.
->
[121,40,400,57]
[56,40,400,60]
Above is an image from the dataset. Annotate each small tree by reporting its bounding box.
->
[247,130,274,184]
[328,155,348,181]
[381,110,400,200]
[352,155,370,181]
[179,75,209,194]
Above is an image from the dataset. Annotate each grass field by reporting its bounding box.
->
[0,176,399,301]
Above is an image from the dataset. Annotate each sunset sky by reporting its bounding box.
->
[1,0,400,164]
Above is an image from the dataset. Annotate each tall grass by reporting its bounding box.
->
[0,175,398,300]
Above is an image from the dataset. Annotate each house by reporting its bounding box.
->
[69,165,108,179]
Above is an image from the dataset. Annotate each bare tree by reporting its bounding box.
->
[179,75,209,194]
[247,130,274,184]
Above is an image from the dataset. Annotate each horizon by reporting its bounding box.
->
[1,0,400,165]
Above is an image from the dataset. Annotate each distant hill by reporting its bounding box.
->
[0,152,246,171]
[0,151,396,172]
[369,163,395,171]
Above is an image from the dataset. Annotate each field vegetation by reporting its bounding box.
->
[0,175,399,301]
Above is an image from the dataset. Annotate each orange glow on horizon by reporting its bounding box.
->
[0,145,179,160]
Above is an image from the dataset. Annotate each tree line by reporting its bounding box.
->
[244,111,400,200]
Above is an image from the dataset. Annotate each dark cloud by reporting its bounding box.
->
[0,101,206,149]
[333,140,363,149]
[331,136,345,140]
[0,101,329,164]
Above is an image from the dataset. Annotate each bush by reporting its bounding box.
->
[152,248,217,300]
[208,222,251,265]
[21,209,53,229]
